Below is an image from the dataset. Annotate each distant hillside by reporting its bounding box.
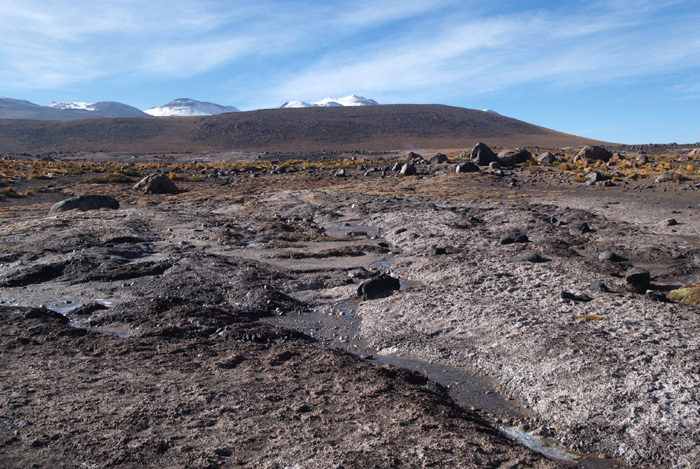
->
[0,104,610,154]
[0,97,146,120]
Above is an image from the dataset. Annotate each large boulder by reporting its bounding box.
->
[50,195,119,213]
[498,148,532,164]
[469,142,499,166]
[357,275,401,300]
[134,174,179,194]
[574,145,612,163]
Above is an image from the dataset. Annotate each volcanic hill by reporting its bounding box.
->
[0,104,608,154]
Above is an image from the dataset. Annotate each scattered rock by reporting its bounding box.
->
[574,145,612,163]
[455,162,480,173]
[663,218,678,227]
[561,291,593,302]
[499,231,529,245]
[469,143,499,166]
[357,275,401,300]
[134,174,179,194]
[537,152,556,164]
[498,148,532,164]
[689,148,700,156]
[335,169,347,177]
[655,172,678,183]
[430,153,449,164]
[430,247,447,256]
[644,291,670,303]
[50,195,119,213]
[598,251,626,262]
[589,282,611,293]
[635,154,649,165]
[569,222,592,235]
[508,252,548,263]
[488,161,502,170]
[498,156,517,167]
[400,164,417,176]
[585,171,604,184]
[625,267,651,293]
[391,163,403,172]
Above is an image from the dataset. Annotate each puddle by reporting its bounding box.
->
[325,221,379,238]
[501,426,576,461]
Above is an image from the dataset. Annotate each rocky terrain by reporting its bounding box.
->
[2,144,700,467]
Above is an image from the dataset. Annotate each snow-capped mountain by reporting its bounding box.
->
[280,94,379,108]
[483,109,502,115]
[48,101,146,117]
[145,98,240,117]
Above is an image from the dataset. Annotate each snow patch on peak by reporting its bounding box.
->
[280,94,379,109]
[145,98,240,117]
[482,109,501,115]
[49,102,96,111]
[280,100,315,109]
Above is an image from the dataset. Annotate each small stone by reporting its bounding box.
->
[589,282,611,293]
[430,247,447,256]
[357,275,401,300]
[644,291,670,303]
[598,251,626,262]
[499,231,529,245]
[625,267,651,293]
[569,222,592,235]
[561,291,593,302]
[508,252,548,263]
[664,219,678,226]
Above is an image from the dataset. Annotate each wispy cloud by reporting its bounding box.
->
[261,2,700,107]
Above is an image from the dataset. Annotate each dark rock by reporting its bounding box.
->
[589,282,611,293]
[400,164,417,176]
[625,267,651,293]
[635,154,649,165]
[357,275,401,300]
[406,152,423,161]
[509,252,548,263]
[574,145,612,162]
[498,148,532,164]
[569,222,592,235]
[430,247,447,256]
[430,153,449,164]
[499,231,529,245]
[537,152,556,164]
[335,169,347,177]
[50,195,119,213]
[489,161,502,170]
[645,291,671,303]
[469,143,498,166]
[561,291,593,302]
[0,262,66,287]
[664,219,678,227]
[498,156,517,167]
[598,251,626,262]
[391,163,403,172]
[455,162,480,173]
[134,174,179,194]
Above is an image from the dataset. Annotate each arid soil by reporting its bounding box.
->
[2,149,700,467]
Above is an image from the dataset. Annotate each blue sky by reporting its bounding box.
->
[0,0,698,144]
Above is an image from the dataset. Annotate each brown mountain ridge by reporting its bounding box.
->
[0,104,609,154]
